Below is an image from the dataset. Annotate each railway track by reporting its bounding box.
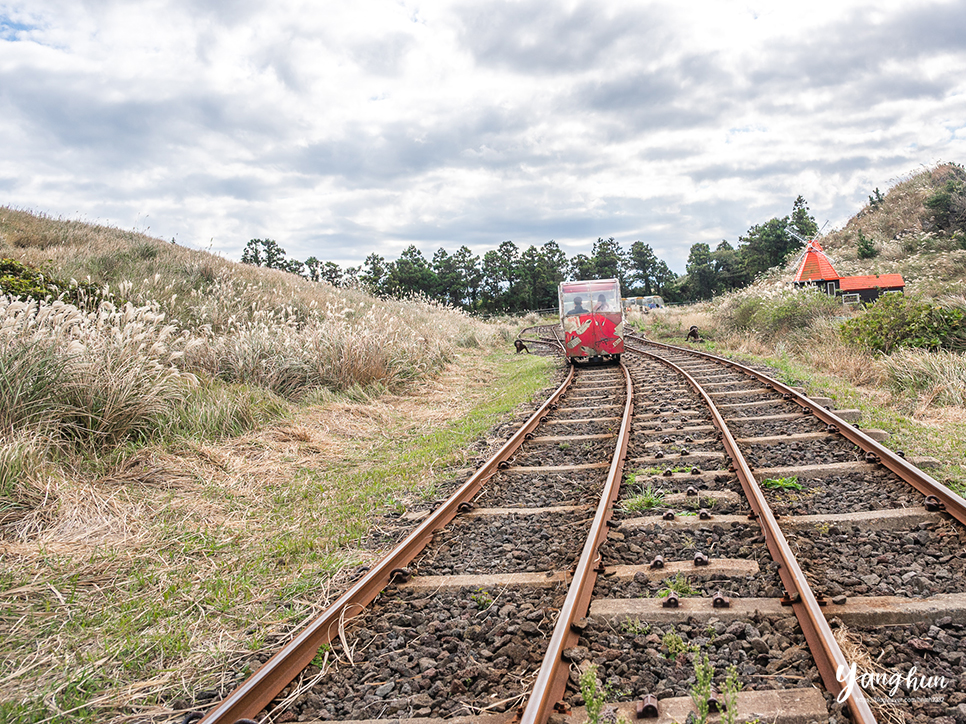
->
[190,331,966,724]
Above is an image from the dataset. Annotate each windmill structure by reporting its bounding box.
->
[788,229,904,303]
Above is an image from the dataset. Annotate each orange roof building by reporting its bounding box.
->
[793,239,904,302]
[838,274,905,292]
[793,241,839,283]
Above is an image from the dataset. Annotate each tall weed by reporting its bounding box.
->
[880,348,966,407]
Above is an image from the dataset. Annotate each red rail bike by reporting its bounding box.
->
[558,279,625,364]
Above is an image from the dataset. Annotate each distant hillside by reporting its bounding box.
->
[797,163,966,296]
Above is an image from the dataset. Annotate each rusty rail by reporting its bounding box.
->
[629,334,966,526]
[197,364,576,724]
[626,340,877,723]
[520,361,634,723]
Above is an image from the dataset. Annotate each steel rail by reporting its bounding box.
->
[628,334,966,526]
[626,339,876,723]
[520,361,634,724]
[198,364,576,724]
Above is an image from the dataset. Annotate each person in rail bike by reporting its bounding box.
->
[593,293,610,312]
[568,297,588,316]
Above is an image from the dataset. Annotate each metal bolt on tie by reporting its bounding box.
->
[662,591,680,608]
[498,460,510,469]
[636,695,659,718]
[690,466,701,475]
[457,501,474,513]
[699,509,712,520]
[649,555,665,569]
[693,552,709,567]
[708,689,725,713]
[663,468,674,477]
[654,451,664,459]
[686,486,698,496]
[389,568,412,583]
[712,591,731,608]
[662,511,675,521]
[924,495,944,512]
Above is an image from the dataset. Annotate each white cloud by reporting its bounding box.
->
[1,0,965,272]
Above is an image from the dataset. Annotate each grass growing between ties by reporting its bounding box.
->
[761,476,803,491]
[620,482,665,512]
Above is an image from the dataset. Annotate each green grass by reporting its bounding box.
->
[620,482,666,512]
[658,572,700,597]
[761,476,802,491]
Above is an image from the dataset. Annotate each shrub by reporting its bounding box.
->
[0,257,106,308]
[715,286,841,336]
[856,231,878,259]
[840,293,966,353]
[925,178,966,231]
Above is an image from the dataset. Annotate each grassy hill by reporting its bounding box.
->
[0,208,556,723]
[780,162,966,296]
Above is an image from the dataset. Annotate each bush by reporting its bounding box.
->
[0,257,106,308]
[925,178,966,231]
[840,293,966,353]
[715,286,841,336]
[856,231,878,259]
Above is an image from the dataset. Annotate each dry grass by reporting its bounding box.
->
[810,163,966,296]
[0,349,556,722]
[0,207,552,722]
[833,625,905,724]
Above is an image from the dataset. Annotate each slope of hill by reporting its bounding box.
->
[801,162,966,296]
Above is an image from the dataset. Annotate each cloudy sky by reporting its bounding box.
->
[2,0,965,272]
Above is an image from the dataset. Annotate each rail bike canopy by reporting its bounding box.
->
[558,278,625,360]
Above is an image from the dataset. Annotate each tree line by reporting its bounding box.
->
[241,196,818,313]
